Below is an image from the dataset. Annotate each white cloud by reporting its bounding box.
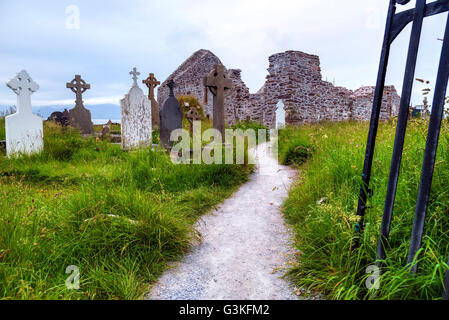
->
[0,0,447,107]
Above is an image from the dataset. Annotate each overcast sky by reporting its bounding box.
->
[0,0,447,107]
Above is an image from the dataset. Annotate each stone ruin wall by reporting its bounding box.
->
[158,50,219,119]
[157,49,401,128]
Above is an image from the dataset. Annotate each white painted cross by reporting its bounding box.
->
[5,70,43,157]
[129,67,141,87]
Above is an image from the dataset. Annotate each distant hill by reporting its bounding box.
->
[0,104,121,120]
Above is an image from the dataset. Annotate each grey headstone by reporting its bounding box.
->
[160,80,182,149]
[101,124,111,140]
[66,75,94,134]
[47,109,70,127]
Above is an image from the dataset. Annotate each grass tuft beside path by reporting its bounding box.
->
[0,122,250,300]
[279,120,449,300]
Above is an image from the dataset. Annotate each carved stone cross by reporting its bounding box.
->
[186,108,201,122]
[185,108,201,134]
[129,67,140,87]
[66,75,91,107]
[142,73,160,100]
[66,75,93,134]
[7,70,39,114]
[204,64,233,140]
[167,79,176,97]
[143,73,161,128]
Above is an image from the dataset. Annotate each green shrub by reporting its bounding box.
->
[278,127,313,166]
[177,95,206,119]
[283,145,312,166]
[152,129,160,145]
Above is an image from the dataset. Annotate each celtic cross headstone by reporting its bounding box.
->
[143,73,161,128]
[5,70,43,157]
[66,75,93,134]
[204,64,233,141]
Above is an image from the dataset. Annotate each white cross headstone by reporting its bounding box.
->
[275,100,286,129]
[121,68,152,149]
[5,70,43,157]
[129,67,141,87]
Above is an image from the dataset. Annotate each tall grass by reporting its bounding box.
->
[279,120,449,300]
[0,117,5,142]
[0,108,15,141]
[0,122,250,300]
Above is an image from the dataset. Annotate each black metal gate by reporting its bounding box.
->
[356,0,449,298]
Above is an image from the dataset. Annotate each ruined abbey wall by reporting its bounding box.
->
[158,50,219,119]
[157,49,400,128]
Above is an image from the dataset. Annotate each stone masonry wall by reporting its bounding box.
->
[157,49,401,128]
[157,49,220,119]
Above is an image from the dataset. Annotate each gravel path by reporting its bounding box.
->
[145,142,300,300]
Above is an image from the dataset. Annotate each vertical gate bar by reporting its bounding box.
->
[356,0,397,233]
[407,14,449,274]
[376,0,426,264]
[444,257,449,300]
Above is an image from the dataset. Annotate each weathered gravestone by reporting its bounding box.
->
[185,108,201,135]
[142,73,161,128]
[120,67,152,149]
[160,80,182,149]
[66,75,94,134]
[204,64,233,141]
[5,70,43,157]
[101,124,111,141]
[47,109,70,127]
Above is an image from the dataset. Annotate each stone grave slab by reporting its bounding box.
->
[120,67,152,149]
[160,80,183,149]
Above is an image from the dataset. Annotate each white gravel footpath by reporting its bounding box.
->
[145,142,301,300]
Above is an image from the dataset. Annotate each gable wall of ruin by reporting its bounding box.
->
[157,49,401,128]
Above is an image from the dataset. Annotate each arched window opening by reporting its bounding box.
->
[275,100,286,129]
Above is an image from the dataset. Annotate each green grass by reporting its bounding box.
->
[278,120,449,300]
[0,117,5,141]
[0,121,250,300]
[94,123,121,135]
[231,121,270,144]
